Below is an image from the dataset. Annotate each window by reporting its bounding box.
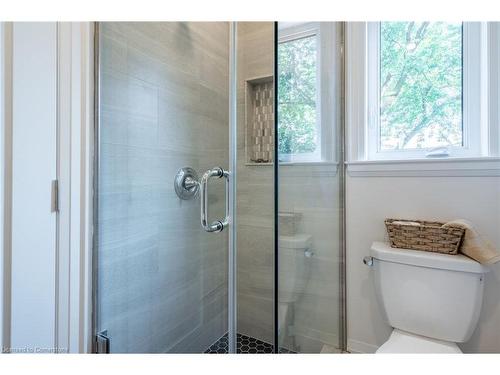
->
[379,22,463,152]
[347,22,500,162]
[277,22,338,164]
[278,24,320,162]
[278,32,319,162]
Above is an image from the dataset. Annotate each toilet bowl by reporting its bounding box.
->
[277,234,312,349]
[377,329,462,353]
[278,234,313,303]
[370,242,488,353]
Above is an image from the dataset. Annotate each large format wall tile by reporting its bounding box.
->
[97,22,229,353]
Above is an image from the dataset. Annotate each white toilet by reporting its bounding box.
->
[277,234,312,344]
[370,241,488,353]
[278,234,313,303]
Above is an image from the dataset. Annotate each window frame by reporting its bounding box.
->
[278,23,322,163]
[367,22,481,160]
[487,22,500,157]
[346,22,499,164]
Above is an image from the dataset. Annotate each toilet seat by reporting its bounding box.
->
[376,329,462,353]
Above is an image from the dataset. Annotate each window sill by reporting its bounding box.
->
[346,157,500,177]
[244,161,339,177]
[280,161,338,167]
[281,162,338,177]
[244,161,338,167]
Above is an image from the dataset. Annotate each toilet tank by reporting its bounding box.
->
[370,242,488,343]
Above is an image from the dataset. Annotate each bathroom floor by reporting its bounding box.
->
[204,333,295,354]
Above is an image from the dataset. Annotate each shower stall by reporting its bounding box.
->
[93,21,345,353]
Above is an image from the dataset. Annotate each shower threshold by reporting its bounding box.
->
[204,333,295,354]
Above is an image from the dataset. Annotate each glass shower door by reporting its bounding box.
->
[276,22,345,353]
[94,22,236,353]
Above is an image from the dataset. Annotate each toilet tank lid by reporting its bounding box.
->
[370,242,488,274]
[279,234,312,249]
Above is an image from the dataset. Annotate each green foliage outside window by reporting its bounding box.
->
[278,36,318,155]
[380,22,463,150]
[277,23,463,155]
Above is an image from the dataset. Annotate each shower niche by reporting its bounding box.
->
[244,75,274,164]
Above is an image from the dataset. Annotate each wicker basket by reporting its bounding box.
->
[385,218,465,255]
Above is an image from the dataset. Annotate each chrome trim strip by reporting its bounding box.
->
[273,21,279,353]
[91,21,100,354]
[228,21,238,354]
[339,21,348,353]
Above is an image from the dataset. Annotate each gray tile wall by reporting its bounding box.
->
[236,22,276,343]
[97,22,229,353]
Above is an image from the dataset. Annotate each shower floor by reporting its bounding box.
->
[204,333,294,354]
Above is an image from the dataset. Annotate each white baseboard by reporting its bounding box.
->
[292,326,340,353]
[347,339,379,354]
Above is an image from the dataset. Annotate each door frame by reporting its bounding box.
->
[0,22,94,353]
[56,21,95,354]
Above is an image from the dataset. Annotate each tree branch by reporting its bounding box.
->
[401,94,461,148]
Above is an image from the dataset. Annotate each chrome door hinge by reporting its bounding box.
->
[51,179,59,212]
[95,330,110,353]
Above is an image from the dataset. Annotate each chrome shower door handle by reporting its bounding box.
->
[200,167,230,233]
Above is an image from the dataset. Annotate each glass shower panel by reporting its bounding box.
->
[276,22,344,353]
[235,22,276,352]
[95,22,232,353]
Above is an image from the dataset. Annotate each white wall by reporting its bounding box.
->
[346,174,500,353]
[10,22,59,353]
[1,22,93,353]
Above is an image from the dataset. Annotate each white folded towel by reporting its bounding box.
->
[442,219,500,265]
[392,220,421,226]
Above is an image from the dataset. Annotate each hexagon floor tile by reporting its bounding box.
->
[204,333,295,354]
